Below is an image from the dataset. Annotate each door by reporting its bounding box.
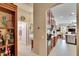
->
[18,21,27,56]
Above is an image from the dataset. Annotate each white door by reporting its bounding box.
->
[18,21,27,56]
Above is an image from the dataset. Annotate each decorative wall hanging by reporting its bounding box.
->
[20,16,25,21]
[2,16,6,25]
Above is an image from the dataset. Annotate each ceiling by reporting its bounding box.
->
[50,3,77,26]
[15,3,33,13]
[23,3,33,7]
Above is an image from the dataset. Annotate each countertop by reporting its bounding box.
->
[65,34,76,36]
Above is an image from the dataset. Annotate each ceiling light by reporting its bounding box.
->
[71,12,75,15]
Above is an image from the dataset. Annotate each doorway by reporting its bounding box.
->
[46,3,77,56]
[18,21,27,55]
[18,21,34,55]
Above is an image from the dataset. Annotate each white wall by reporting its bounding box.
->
[33,3,58,56]
[77,4,79,56]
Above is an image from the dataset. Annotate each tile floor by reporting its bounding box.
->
[26,44,37,56]
[20,38,76,56]
[18,39,37,56]
[49,39,77,56]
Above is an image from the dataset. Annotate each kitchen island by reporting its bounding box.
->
[65,34,76,45]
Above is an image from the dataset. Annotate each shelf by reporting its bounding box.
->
[0,44,14,49]
[7,27,14,29]
[0,27,14,29]
[0,27,6,29]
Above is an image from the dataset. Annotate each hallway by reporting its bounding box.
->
[49,39,76,56]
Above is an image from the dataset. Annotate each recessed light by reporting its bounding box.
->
[71,12,75,15]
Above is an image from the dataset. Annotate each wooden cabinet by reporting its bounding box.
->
[0,3,17,56]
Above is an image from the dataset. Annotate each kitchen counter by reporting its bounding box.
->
[65,34,76,36]
[65,34,76,45]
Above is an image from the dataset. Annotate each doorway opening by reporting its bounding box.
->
[46,3,77,56]
[18,21,33,55]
